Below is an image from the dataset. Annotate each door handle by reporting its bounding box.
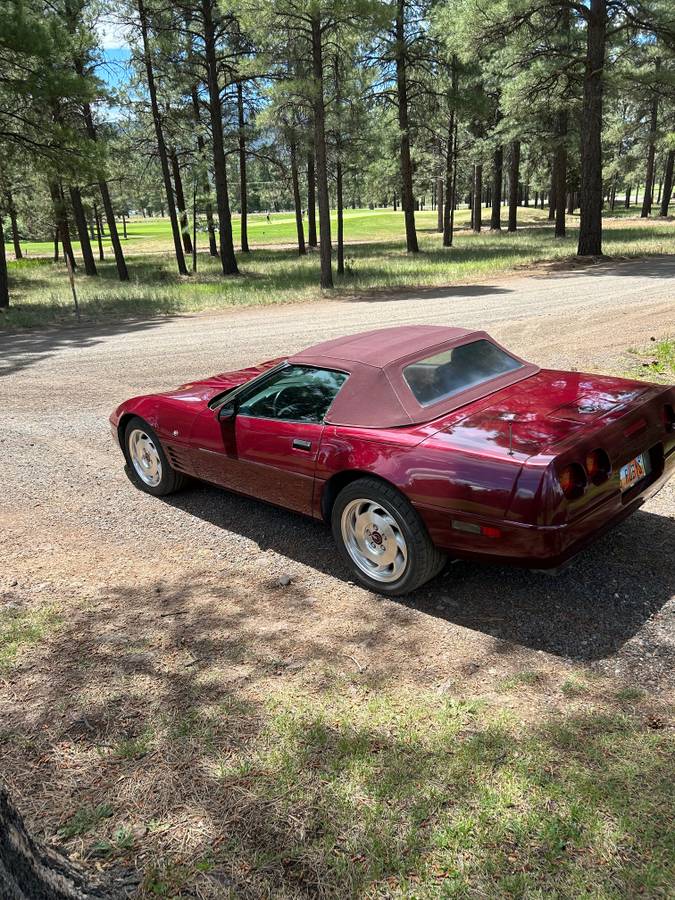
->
[292,438,312,451]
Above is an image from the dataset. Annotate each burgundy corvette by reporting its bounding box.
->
[110,325,675,595]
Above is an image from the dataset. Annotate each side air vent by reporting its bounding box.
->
[165,444,190,473]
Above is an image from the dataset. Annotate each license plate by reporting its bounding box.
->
[619,452,650,491]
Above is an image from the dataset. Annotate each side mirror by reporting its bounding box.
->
[217,401,237,422]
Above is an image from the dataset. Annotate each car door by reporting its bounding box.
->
[190,365,348,515]
[231,414,323,514]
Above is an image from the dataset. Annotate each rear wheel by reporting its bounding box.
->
[331,477,445,595]
[124,416,185,496]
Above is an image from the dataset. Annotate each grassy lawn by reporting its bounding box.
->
[626,338,675,383]
[12,207,476,257]
[2,207,674,329]
[11,206,535,257]
[2,628,673,898]
[160,684,671,899]
[0,603,61,670]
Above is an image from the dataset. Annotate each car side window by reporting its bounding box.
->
[237,366,348,424]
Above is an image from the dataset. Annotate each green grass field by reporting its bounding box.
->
[135,682,674,897]
[2,598,673,900]
[11,206,539,256]
[3,206,674,329]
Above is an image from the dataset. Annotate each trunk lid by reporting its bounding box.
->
[434,369,652,460]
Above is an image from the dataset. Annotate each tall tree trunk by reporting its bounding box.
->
[395,0,418,252]
[307,148,317,247]
[190,86,218,257]
[93,203,104,260]
[554,8,569,238]
[237,80,249,253]
[624,184,631,208]
[436,176,443,232]
[64,4,128,280]
[5,191,22,259]
[169,150,193,255]
[450,121,458,233]
[137,0,187,275]
[49,182,76,271]
[336,157,344,275]
[0,781,117,898]
[490,145,503,230]
[69,186,97,275]
[577,0,606,256]
[201,0,238,274]
[310,12,333,288]
[659,150,674,217]
[79,111,127,280]
[53,229,59,261]
[548,163,556,220]
[508,140,520,232]
[0,215,9,308]
[122,212,127,239]
[290,136,306,255]
[472,164,482,233]
[554,110,567,238]
[641,61,660,218]
[442,65,457,248]
[191,180,197,272]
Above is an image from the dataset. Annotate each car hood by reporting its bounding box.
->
[160,358,284,407]
[431,369,651,460]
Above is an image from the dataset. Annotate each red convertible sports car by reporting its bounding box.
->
[110,325,675,595]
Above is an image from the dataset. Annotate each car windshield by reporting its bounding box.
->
[403,339,523,406]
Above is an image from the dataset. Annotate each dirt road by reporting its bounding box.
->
[1,255,674,707]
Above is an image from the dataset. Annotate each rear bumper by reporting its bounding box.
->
[419,446,675,569]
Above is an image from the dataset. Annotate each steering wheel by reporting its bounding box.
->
[271,385,298,419]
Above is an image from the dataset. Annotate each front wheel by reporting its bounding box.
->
[124,416,185,497]
[331,477,445,596]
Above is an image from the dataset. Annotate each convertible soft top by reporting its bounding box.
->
[290,325,539,428]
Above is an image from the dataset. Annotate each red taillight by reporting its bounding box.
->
[585,448,611,485]
[558,463,587,500]
[664,405,675,433]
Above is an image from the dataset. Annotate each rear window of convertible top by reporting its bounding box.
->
[403,339,523,407]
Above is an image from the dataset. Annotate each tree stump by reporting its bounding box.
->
[0,781,122,899]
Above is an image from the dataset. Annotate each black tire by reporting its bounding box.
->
[331,477,446,596]
[123,416,186,497]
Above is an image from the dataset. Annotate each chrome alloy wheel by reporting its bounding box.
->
[340,498,408,583]
[128,428,163,487]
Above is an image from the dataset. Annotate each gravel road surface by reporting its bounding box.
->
[1,255,674,697]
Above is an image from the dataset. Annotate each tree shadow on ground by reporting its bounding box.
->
[0,317,174,378]
[528,253,675,281]
[163,483,675,671]
[343,283,513,303]
[2,571,672,897]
